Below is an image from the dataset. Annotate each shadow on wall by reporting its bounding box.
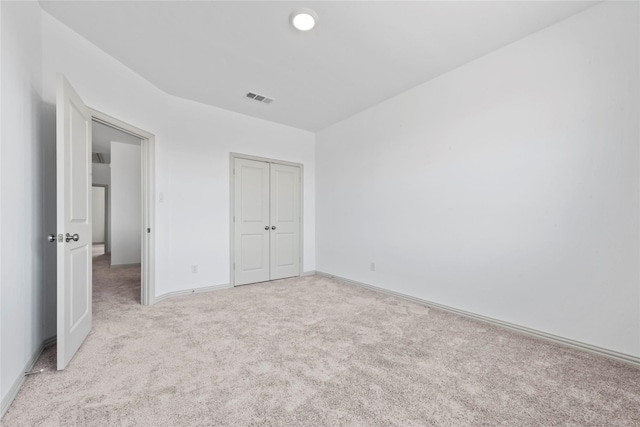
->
[41,101,57,341]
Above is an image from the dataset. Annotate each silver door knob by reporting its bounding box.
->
[271,226,276,230]
[47,234,56,243]
[264,226,270,231]
[65,233,79,242]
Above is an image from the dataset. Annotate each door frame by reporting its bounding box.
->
[229,153,304,286]
[90,108,156,305]
[91,184,109,251]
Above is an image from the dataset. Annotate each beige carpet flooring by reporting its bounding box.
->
[2,253,640,426]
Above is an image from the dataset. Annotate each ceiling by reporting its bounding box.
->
[92,120,141,164]
[41,1,598,131]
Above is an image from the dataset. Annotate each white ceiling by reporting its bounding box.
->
[92,120,141,164]
[41,1,598,131]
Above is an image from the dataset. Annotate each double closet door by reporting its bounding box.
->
[233,158,301,286]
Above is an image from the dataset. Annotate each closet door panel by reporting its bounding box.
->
[234,158,270,285]
[270,163,301,280]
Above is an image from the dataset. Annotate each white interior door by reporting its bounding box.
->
[56,74,93,370]
[270,163,301,280]
[234,158,270,285]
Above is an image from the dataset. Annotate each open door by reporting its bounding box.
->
[56,74,92,370]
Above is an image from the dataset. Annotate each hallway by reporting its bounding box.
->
[92,243,141,306]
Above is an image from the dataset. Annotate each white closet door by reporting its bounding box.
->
[234,158,271,285]
[269,163,301,280]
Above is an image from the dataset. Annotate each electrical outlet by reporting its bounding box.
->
[370,262,376,271]
[191,264,198,273]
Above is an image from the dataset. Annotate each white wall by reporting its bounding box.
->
[0,0,3,409]
[92,163,110,185]
[92,186,105,243]
[0,0,44,412]
[162,96,316,294]
[92,163,111,252]
[316,2,640,357]
[110,141,141,265]
[40,11,315,302]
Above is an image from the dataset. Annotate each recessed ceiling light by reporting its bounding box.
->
[290,8,318,31]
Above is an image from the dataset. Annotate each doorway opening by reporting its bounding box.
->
[90,110,156,306]
[91,120,143,304]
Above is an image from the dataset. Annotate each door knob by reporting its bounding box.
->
[264,226,270,231]
[271,226,276,230]
[47,234,56,243]
[65,233,79,242]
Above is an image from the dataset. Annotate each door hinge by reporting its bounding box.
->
[147,228,151,233]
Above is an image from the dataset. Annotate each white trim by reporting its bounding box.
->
[109,263,141,269]
[229,153,304,287]
[315,272,640,367]
[89,108,156,306]
[301,270,316,277]
[153,283,232,304]
[0,343,45,420]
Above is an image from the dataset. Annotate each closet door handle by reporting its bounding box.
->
[264,226,270,231]
[271,226,276,230]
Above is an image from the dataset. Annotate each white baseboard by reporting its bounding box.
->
[0,342,46,420]
[152,283,232,304]
[43,336,57,348]
[315,271,640,367]
[153,273,316,303]
[109,262,141,269]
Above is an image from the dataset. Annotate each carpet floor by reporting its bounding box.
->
[2,253,640,426]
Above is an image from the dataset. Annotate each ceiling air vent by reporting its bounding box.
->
[92,152,105,164]
[245,92,274,105]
